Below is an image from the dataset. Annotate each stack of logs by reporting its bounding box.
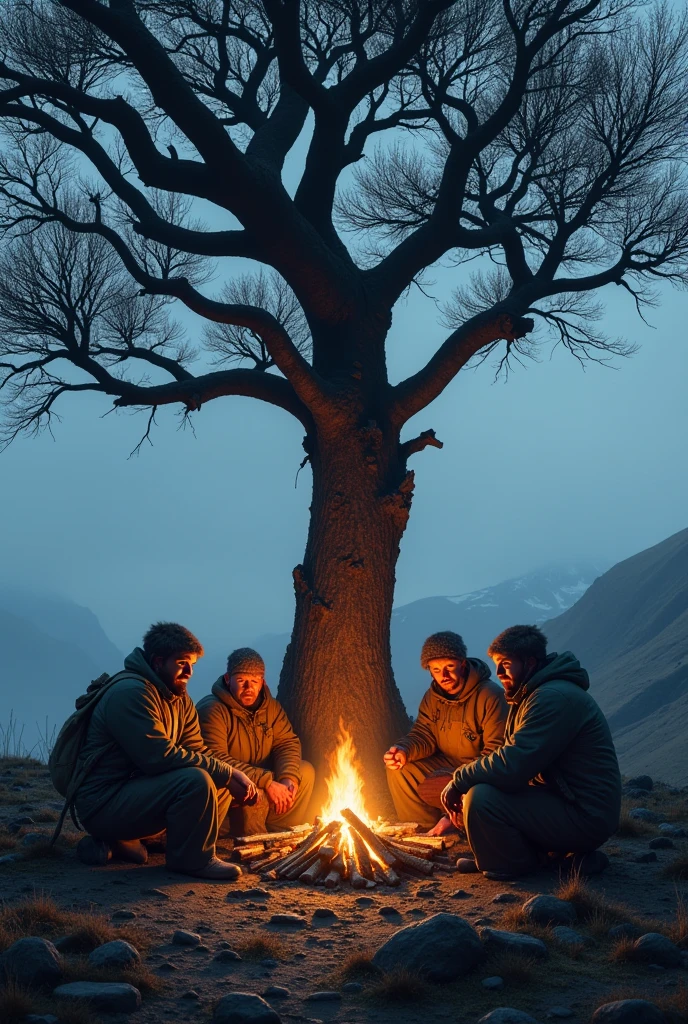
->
[226,810,457,888]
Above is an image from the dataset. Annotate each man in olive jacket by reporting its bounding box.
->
[74,623,256,880]
[384,631,507,831]
[441,625,622,879]
[197,647,314,836]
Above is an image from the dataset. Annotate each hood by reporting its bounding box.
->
[430,657,492,704]
[211,674,273,715]
[519,650,589,702]
[123,647,179,701]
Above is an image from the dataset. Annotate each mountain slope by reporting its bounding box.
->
[546,528,688,785]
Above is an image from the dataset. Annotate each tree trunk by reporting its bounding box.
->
[278,413,413,819]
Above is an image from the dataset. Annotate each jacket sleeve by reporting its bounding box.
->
[102,685,232,789]
[270,705,303,784]
[395,692,437,762]
[197,701,273,789]
[452,688,583,794]
[479,691,508,756]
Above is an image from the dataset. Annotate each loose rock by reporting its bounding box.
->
[477,1011,538,1023]
[306,992,342,1001]
[26,1016,59,1023]
[214,949,242,962]
[142,887,170,899]
[53,982,142,1013]
[658,823,687,837]
[181,991,201,1000]
[481,976,504,989]
[228,888,271,901]
[88,940,140,970]
[372,912,483,982]
[591,999,666,1023]
[628,808,658,823]
[173,929,202,946]
[20,832,48,847]
[522,894,576,927]
[378,906,401,917]
[627,776,653,792]
[553,926,590,949]
[213,991,281,1024]
[0,937,63,987]
[268,913,307,928]
[8,815,35,833]
[649,837,674,850]
[608,924,643,941]
[341,982,363,993]
[480,928,549,960]
[312,908,336,919]
[632,933,683,967]
[112,909,137,920]
[492,893,520,904]
[451,889,471,899]
[263,985,290,999]
[354,896,375,908]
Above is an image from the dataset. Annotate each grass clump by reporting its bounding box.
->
[0,894,150,954]
[339,951,381,981]
[498,905,553,944]
[0,979,35,1024]
[65,961,162,995]
[235,935,288,960]
[367,967,429,1003]
[615,803,654,838]
[555,873,627,931]
[662,855,688,881]
[485,950,538,984]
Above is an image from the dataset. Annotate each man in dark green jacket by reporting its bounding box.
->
[74,623,256,879]
[441,625,621,879]
[197,647,314,836]
[384,631,507,831]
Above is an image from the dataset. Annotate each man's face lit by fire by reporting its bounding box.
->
[491,652,537,699]
[152,652,198,696]
[229,672,265,707]
[428,658,466,696]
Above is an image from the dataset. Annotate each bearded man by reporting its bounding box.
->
[197,648,314,836]
[383,631,507,833]
[74,622,256,880]
[442,625,621,880]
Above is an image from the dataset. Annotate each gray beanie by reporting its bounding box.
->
[420,631,467,670]
[226,647,265,676]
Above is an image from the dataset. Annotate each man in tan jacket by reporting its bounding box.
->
[384,631,507,832]
[197,648,314,836]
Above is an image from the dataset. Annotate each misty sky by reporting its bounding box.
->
[3,260,686,662]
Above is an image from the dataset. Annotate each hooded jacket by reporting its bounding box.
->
[451,651,622,833]
[196,677,303,789]
[395,659,508,765]
[74,648,233,823]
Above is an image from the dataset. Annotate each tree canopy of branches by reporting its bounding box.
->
[1,0,687,799]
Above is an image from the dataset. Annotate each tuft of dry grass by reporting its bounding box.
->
[615,803,654,838]
[0,833,17,853]
[662,855,688,881]
[33,808,61,823]
[485,950,538,984]
[609,937,636,963]
[339,951,381,981]
[235,935,288,960]
[64,961,162,995]
[498,905,553,944]
[0,980,35,1023]
[0,894,150,954]
[555,873,627,930]
[367,968,429,1003]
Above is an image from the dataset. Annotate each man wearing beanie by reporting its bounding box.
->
[384,631,507,832]
[441,625,621,879]
[197,648,314,836]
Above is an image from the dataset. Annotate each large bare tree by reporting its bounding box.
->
[1,0,687,807]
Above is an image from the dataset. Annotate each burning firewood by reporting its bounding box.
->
[324,869,341,889]
[400,835,447,849]
[300,859,327,884]
[383,840,434,875]
[348,824,375,883]
[386,838,435,860]
[341,808,397,868]
[376,822,421,835]
[231,843,265,862]
[248,846,294,872]
[234,829,305,846]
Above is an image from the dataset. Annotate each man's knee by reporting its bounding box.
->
[174,767,215,800]
[299,760,315,795]
[463,783,500,821]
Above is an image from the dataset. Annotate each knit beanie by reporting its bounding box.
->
[420,631,467,670]
[226,647,265,676]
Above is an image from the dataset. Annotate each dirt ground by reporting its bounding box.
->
[1,757,687,1024]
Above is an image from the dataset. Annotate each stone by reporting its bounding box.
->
[628,808,658,823]
[260,959,278,968]
[451,889,471,899]
[20,832,48,847]
[306,992,342,1001]
[492,893,520,904]
[626,776,653,792]
[624,788,649,799]
[263,985,290,998]
[522,894,576,927]
[214,949,242,962]
[632,933,683,967]
[658,823,687,837]
[312,908,336,919]
[88,940,140,970]
[213,991,281,1024]
[7,815,35,833]
[26,1016,59,1023]
[481,976,504,989]
[372,912,483,982]
[354,896,375,907]
[157,961,178,971]
[341,982,363,993]
[553,926,590,949]
[173,929,202,946]
[477,1011,538,1023]
[0,936,63,987]
[228,888,271,901]
[53,982,142,1013]
[378,906,401,917]
[480,928,549,960]
[112,909,137,920]
[635,852,658,863]
[591,999,666,1023]
[649,837,674,850]
[546,1010,574,1019]
[142,887,171,899]
[268,913,307,928]
[608,924,643,941]
[181,991,201,1000]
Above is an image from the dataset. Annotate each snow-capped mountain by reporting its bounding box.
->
[391,562,606,713]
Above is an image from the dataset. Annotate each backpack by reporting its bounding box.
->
[48,670,146,844]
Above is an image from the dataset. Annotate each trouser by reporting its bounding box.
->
[463,783,611,876]
[220,760,315,837]
[386,753,457,829]
[82,767,230,872]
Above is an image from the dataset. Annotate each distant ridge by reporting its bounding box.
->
[546,527,688,785]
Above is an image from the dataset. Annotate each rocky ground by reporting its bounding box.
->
[0,758,687,1024]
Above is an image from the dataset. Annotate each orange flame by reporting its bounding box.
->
[320,719,370,826]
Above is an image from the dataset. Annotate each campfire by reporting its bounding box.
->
[226,725,457,887]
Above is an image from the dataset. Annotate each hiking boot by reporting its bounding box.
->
[456,856,479,874]
[177,857,242,881]
[77,835,112,866]
[112,840,148,865]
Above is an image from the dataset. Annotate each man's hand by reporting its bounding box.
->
[383,746,407,770]
[427,815,459,836]
[266,779,296,815]
[440,780,464,829]
[228,768,258,805]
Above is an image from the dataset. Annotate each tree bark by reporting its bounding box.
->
[278,407,413,818]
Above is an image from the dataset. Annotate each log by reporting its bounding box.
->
[249,846,294,871]
[382,840,434,875]
[377,822,421,835]
[261,869,278,881]
[273,821,338,877]
[235,830,302,846]
[324,869,341,889]
[387,838,434,860]
[300,859,327,884]
[231,843,265,862]
[379,864,401,886]
[330,851,348,880]
[340,808,397,868]
[350,868,369,890]
[400,835,446,849]
[283,848,323,880]
[348,825,375,881]
[318,845,336,862]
